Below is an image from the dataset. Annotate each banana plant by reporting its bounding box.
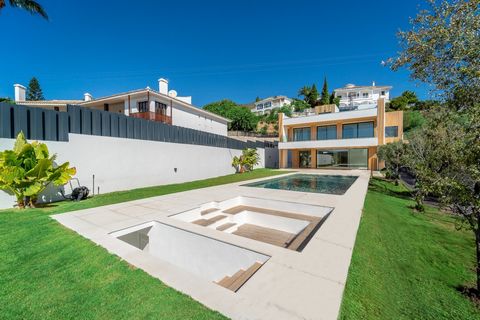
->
[231,148,260,173]
[0,132,76,208]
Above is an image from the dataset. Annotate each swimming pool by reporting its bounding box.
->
[243,174,358,195]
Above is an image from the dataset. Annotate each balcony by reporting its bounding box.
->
[278,137,378,149]
[283,107,377,125]
[130,112,172,124]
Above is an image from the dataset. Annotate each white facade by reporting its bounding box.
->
[0,134,266,209]
[334,83,391,111]
[253,96,292,115]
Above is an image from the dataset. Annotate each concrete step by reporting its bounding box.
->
[216,222,236,231]
[200,208,220,216]
[192,215,227,227]
[216,262,263,292]
[217,269,245,288]
[228,262,263,292]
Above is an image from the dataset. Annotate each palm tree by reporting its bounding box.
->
[298,86,312,102]
[0,0,48,19]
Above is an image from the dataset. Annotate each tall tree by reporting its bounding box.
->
[320,77,330,105]
[26,77,44,101]
[309,84,319,107]
[390,0,480,295]
[390,0,480,109]
[298,86,312,103]
[0,0,48,19]
[329,92,340,106]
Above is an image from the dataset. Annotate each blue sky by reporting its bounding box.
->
[0,0,430,106]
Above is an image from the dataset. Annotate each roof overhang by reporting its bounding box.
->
[78,89,231,123]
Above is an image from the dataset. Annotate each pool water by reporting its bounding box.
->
[243,174,358,195]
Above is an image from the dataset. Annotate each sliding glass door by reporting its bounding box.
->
[299,151,311,168]
[316,149,368,169]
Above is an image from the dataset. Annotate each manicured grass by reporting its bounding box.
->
[0,169,286,319]
[340,178,480,319]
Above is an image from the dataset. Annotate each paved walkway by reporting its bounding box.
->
[53,169,370,320]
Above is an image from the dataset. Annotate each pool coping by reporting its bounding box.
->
[52,169,371,320]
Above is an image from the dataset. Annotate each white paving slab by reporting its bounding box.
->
[52,169,370,320]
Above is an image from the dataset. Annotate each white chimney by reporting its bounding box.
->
[14,84,26,102]
[372,81,376,86]
[84,93,93,101]
[158,78,168,95]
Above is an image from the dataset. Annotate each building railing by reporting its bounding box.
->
[285,135,375,143]
[130,111,172,124]
[278,137,378,149]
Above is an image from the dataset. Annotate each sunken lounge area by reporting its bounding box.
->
[171,196,333,252]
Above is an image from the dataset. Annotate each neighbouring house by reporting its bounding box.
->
[252,96,292,115]
[12,78,229,136]
[278,98,402,170]
[334,82,391,112]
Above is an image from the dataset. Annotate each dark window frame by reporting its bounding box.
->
[342,121,374,139]
[292,127,312,141]
[316,125,337,140]
[385,126,399,138]
[155,101,168,114]
[137,101,149,113]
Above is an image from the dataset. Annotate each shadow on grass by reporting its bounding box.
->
[368,178,413,200]
[456,285,480,307]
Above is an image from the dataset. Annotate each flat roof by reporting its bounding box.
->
[334,85,392,92]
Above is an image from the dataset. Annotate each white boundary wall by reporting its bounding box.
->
[0,134,265,209]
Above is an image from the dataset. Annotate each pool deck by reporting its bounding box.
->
[53,169,371,320]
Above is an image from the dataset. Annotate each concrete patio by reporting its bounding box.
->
[53,169,370,320]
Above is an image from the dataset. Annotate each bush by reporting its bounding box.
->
[0,132,76,208]
[231,148,260,173]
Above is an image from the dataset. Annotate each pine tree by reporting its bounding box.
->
[26,77,44,101]
[309,84,319,108]
[320,77,330,105]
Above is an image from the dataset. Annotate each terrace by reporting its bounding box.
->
[52,169,371,319]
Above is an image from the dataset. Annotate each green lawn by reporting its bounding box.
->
[0,169,286,319]
[340,178,480,319]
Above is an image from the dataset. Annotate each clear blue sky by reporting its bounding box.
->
[0,0,430,106]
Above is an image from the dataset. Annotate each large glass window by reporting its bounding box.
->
[316,149,368,169]
[293,127,311,141]
[385,126,398,137]
[342,122,374,139]
[317,125,337,140]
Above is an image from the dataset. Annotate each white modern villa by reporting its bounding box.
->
[334,83,391,111]
[252,96,292,115]
[13,78,229,136]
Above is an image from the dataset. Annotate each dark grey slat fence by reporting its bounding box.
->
[0,103,272,150]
